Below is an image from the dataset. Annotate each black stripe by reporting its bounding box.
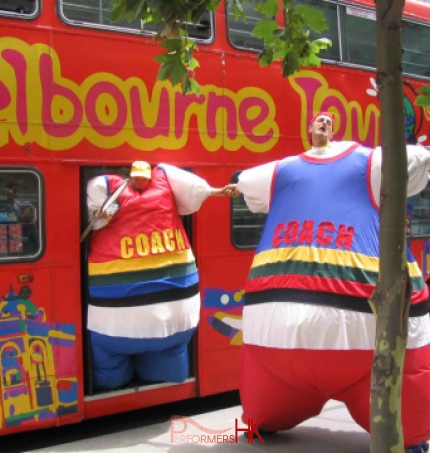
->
[245,288,430,317]
[249,261,425,291]
[89,283,199,308]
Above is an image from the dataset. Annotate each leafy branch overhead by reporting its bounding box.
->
[416,85,430,107]
[111,0,332,94]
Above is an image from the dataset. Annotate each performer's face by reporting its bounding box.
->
[130,176,150,192]
[308,115,333,147]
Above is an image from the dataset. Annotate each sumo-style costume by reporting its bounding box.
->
[238,141,430,447]
[86,164,210,389]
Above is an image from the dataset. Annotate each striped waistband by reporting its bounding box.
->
[245,288,430,317]
[89,283,199,308]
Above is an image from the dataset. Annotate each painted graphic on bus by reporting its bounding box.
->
[0,286,78,430]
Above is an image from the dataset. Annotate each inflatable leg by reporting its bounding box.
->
[338,345,430,447]
[400,345,430,447]
[240,344,326,432]
[134,328,195,383]
[90,331,134,390]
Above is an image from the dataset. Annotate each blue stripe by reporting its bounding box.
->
[88,270,199,298]
[90,328,195,352]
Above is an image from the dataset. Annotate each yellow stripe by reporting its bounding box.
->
[408,261,422,278]
[88,249,195,276]
[252,246,422,277]
[49,331,75,341]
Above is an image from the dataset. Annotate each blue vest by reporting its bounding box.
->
[246,144,428,313]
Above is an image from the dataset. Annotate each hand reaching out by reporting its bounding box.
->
[223,184,240,198]
[209,185,240,197]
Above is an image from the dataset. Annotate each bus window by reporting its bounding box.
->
[226,0,265,51]
[59,0,214,41]
[407,178,430,237]
[0,169,44,261]
[0,0,37,16]
[230,171,266,249]
[61,0,141,29]
[403,21,430,78]
[340,5,377,68]
[294,0,340,61]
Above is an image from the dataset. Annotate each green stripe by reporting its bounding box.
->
[89,262,197,287]
[249,261,425,290]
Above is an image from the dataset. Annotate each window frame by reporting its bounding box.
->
[0,0,40,20]
[57,0,216,44]
[225,0,267,53]
[277,0,430,81]
[0,166,45,263]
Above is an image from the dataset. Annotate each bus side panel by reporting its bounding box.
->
[409,238,430,278]
[0,163,83,434]
[195,166,250,396]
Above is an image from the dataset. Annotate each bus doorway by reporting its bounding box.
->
[79,165,195,397]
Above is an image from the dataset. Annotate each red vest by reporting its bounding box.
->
[88,168,194,273]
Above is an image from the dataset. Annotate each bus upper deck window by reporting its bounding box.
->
[293,0,340,62]
[340,6,377,67]
[0,0,37,15]
[0,169,44,262]
[59,0,214,42]
[402,21,430,78]
[226,0,265,51]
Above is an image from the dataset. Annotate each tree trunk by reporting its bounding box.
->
[370,0,410,452]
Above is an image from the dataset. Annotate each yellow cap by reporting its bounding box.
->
[130,161,152,179]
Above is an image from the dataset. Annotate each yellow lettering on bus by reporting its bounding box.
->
[0,38,279,153]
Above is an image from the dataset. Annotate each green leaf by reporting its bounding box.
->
[230,0,247,22]
[255,0,279,18]
[156,50,185,86]
[257,47,274,67]
[417,85,430,95]
[415,93,430,107]
[181,76,192,94]
[160,39,183,51]
[154,53,170,63]
[282,52,300,76]
[252,19,279,39]
[301,53,321,68]
[189,77,201,96]
[312,37,332,51]
[187,57,200,70]
[296,5,328,32]
[111,0,149,23]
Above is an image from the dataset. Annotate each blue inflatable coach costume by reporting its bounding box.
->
[86,161,223,390]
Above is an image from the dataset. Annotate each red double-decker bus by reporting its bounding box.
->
[0,0,429,436]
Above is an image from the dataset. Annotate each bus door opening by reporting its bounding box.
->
[79,165,195,396]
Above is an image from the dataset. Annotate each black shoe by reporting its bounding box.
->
[405,442,430,453]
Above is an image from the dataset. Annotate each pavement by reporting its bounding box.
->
[26,400,373,453]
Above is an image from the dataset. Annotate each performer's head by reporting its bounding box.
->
[130,161,152,192]
[308,112,334,148]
